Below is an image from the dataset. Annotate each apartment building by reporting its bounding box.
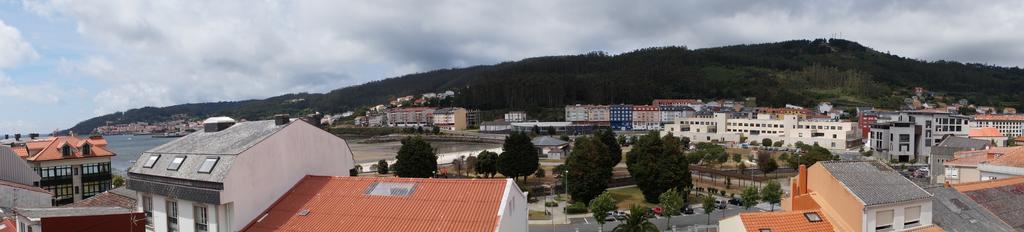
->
[610,105,633,131]
[386,107,436,127]
[127,116,355,232]
[564,105,588,122]
[564,105,610,127]
[662,112,859,150]
[504,111,528,123]
[8,135,116,206]
[755,107,812,120]
[869,111,970,163]
[659,105,695,124]
[631,105,661,131]
[972,114,1024,138]
[652,98,701,106]
[432,107,468,130]
[724,161,936,232]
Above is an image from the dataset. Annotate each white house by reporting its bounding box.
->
[127,115,355,232]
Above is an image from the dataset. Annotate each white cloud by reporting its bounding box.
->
[0,72,60,103]
[18,0,1024,116]
[0,19,38,68]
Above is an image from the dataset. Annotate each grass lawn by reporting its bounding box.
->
[607,186,656,209]
[529,210,552,220]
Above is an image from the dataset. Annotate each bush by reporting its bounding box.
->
[565,202,589,214]
[545,201,559,207]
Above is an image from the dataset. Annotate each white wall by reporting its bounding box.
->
[718,215,746,232]
[140,194,221,232]
[496,179,528,232]
[0,185,50,208]
[15,215,41,232]
[862,199,932,232]
[220,121,355,231]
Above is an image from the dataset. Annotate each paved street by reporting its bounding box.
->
[529,201,778,232]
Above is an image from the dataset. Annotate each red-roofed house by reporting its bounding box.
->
[242,176,527,232]
[7,135,116,206]
[968,127,1009,146]
[944,146,1024,184]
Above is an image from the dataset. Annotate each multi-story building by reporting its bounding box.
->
[564,105,589,122]
[610,105,633,131]
[631,105,661,131]
[722,161,936,232]
[928,136,991,183]
[585,105,610,126]
[367,113,386,127]
[466,109,481,127]
[9,135,116,206]
[433,107,468,130]
[504,111,528,123]
[386,107,436,127]
[0,146,50,208]
[127,116,355,232]
[857,111,880,140]
[662,112,859,150]
[652,98,701,106]
[869,111,970,163]
[659,105,695,124]
[755,107,812,120]
[972,114,1024,138]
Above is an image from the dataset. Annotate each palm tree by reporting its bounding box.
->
[612,205,659,232]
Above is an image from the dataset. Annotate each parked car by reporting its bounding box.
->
[682,205,695,214]
[728,198,743,206]
[614,210,628,220]
[652,207,663,216]
[604,212,616,221]
[715,200,727,209]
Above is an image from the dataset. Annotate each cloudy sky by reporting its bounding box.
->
[1,0,1023,133]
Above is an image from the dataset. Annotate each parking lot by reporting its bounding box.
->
[530,199,777,232]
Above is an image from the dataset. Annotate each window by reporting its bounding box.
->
[61,144,71,157]
[82,143,92,155]
[167,156,186,171]
[44,183,74,206]
[904,206,921,226]
[945,167,959,179]
[804,212,822,222]
[142,196,153,228]
[82,180,111,198]
[81,163,111,175]
[198,157,220,173]
[194,205,209,232]
[144,155,161,168]
[899,134,910,143]
[167,200,179,232]
[876,210,894,231]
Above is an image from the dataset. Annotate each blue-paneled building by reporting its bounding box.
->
[610,104,633,131]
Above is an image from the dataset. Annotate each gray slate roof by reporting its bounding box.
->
[926,186,1015,232]
[960,180,1024,231]
[820,161,933,206]
[129,120,287,183]
[532,136,568,146]
[931,136,991,158]
[16,207,132,219]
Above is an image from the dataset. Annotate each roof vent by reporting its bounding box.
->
[203,117,237,132]
[364,182,417,197]
[298,209,310,216]
[274,114,290,126]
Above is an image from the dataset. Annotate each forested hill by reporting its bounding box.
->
[68,38,1024,133]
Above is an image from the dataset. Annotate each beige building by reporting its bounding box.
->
[386,107,436,127]
[724,161,937,232]
[662,112,859,150]
[942,146,1024,184]
[433,107,468,130]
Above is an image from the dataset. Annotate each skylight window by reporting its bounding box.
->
[167,156,186,171]
[144,155,161,168]
[197,157,220,173]
[804,212,822,222]
[364,182,417,197]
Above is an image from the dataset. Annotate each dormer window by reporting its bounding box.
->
[61,144,72,157]
[167,156,186,171]
[82,143,92,155]
[144,155,161,168]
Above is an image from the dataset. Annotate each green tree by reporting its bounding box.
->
[626,132,691,203]
[702,195,716,225]
[566,136,613,204]
[546,126,557,135]
[532,125,541,135]
[731,153,742,164]
[112,175,125,188]
[792,143,836,167]
[773,140,784,147]
[432,126,440,134]
[598,129,623,168]
[393,136,437,178]
[757,151,778,177]
[377,159,389,174]
[535,168,546,178]
[589,192,616,232]
[497,132,540,182]
[659,188,684,228]
[762,138,773,147]
[475,151,499,177]
[612,205,659,232]
[741,186,759,210]
[761,180,783,211]
[679,136,691,149]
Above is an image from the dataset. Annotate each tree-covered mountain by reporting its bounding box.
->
[67,38,1024,133]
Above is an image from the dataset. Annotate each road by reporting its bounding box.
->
[529,202,777,232]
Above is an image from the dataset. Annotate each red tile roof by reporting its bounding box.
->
[974,114,1024,121]
[947,146,1024,168]
[968,127,1003,137]
[64,188,136,209]
[243,176,511,232]
[0,218,15,232]
[13,136,115,162]
[737,210,835,232]
[953,176,1024,193]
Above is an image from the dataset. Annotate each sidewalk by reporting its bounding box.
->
[528,195,572,225]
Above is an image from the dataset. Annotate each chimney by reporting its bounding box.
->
[798,164,808,195]
[203,117,237,132]
[3,134,7,140]
[29,133,39,140]
[14,134,21,141]
[274,114,290,126]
